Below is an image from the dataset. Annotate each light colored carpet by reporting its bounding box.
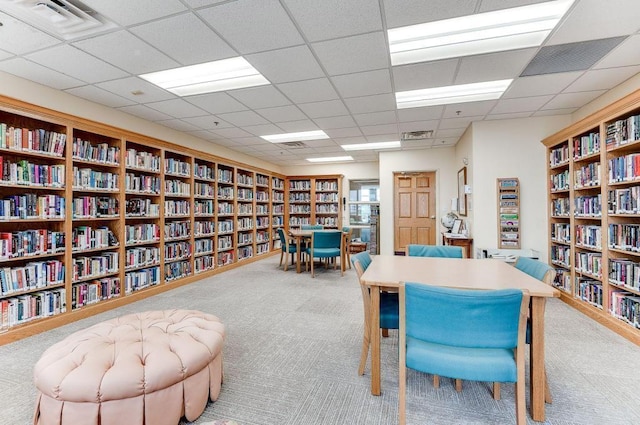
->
[1,254,639,425]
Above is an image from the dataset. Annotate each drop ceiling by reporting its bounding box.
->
[0,0,639,166]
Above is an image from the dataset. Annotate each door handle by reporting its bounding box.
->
[430,215,436,219]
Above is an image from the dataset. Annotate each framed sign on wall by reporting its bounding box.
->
[457,167,467,216]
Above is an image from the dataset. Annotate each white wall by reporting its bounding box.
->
[0,71,281,173]
[469,115,571,260]
[378,147,457,255]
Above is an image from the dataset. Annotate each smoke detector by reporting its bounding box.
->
[401,130,434,141]
[0,0,116,40]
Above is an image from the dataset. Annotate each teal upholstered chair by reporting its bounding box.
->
[301,224,324,230]
[351,251,398,375]
[398,283,530,425]
[305,230,343,278]
[406,244,464,258]
[276,228,298,271]
[514,256,554,404]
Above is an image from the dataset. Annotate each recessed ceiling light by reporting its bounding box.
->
[139,57,269,96]
[306,156,354,163]
[396,79,513,109]
[387,0,575,65]
[341,141,401,151]
[261,130,329,143]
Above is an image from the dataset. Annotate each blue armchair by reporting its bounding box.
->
[351,251,398,375]
[399,283,530,425]
[305,230,343,278]
[406,244,464,258]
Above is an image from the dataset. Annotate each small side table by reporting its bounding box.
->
[442,233,474,259]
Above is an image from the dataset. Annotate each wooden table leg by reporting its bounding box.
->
[370,285,381,395]
[530,297,547,422]
[296,236,302,273]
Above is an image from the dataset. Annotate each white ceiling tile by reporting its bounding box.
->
[276,78,339,104]
[157,119,201,132]
[196,1,303,54]
[241,124,285,137]
[360,123,399,136]
[397,106,444,122]
[146,99,208,118]
[548,0,640,45]
[187,129,218,140]
[246,45,324,84]
[353,111,398,127]
[491,95,555,114]
[118,104,173,121]
[454,48,538,85]
[327,128,365,138]
[398,120,440,133]
[366,133,402,142]
[304,139,340,148]
[485,111,535,120]
[442,101,498,118]
[435,128,466,138]
[282,0,382,42]
[313,146,345,153]
[532,108,577,117]
[0,12,61,55]
[333,136,367,144]
[185,92,249,114]
[439,116,480,130]
[402,139,435,149]
[542,90,607,110]
[216,110,270,126]
[564,66,640,92]
[331,69,393,99]
[130,13,236,65]
[298,100,349,118]
[0,49,12,60]
[0,58,83,89]
[255,105,307,122]
[502,73,583,98]
[276,120,319,132]
[97,77,177,103]
[25,45,128,84]
[392,59,458,92]
[231,137,267,146]
[65,85,135,108]
[431,139,458,147]
[228,86,292,109]
[81,0,187,26]
[596,35,640,69]
[478,0,551,12]
[184,0,229,7]
[312,32,389,76]
[313,116,358,129]
[181,116,233,130]
[212,127,254,138]
[344,93,396,114]
[73,31,179,74]
[383,0,477,28]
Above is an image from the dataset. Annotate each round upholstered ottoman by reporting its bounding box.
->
[33,309,225,425]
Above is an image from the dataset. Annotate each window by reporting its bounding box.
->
[348,179,379,240]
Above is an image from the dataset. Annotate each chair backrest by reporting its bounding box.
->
[302,224,324,230]
[404,283,528,349]
[514,257,554,284]
[276,228,288,251]
[351,251,372,277]
[406,244,464,258]
[311,230,342,249]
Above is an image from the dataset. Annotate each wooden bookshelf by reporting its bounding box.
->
[285,175,343,229]
[497,178,520,249]
[0,95,289,344]
[543,88,640,345]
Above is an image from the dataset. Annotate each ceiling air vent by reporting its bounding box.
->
[401,130,434,141]
[280,141,308,148]
[0,0,116,40]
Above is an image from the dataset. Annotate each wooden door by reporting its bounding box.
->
[394,172,437,253]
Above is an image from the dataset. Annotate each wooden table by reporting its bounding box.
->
[360,255,559,422]
[441,232,474,258]
[288,229,347,274]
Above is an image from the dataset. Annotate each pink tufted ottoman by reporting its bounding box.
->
[33,310,225,425]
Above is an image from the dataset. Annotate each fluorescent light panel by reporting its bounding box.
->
[306,156,353,163]
[396,79,513,109]
[388,0,574,65]
[342,141,401,151]
[139,57,269,96]
[261,130,329,143]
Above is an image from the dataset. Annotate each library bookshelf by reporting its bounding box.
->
[497,178,521,249]
[0,95,293,344]
[543,88,640,345]
[285,175,343,229]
